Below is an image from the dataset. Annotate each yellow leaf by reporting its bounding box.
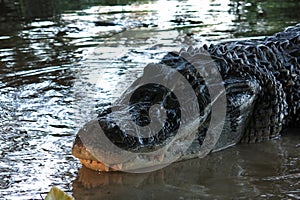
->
[45,186,74,200]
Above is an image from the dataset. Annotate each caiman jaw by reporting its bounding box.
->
[72,135,122,172]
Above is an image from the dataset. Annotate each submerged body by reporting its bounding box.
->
[73,24,300,172]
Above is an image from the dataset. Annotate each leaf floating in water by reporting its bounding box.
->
[45,186,74,200]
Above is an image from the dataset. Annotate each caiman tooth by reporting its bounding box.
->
[138,154,146,161]
[156,154,164,162]
[148,155,155,161]
[103,164,110,172]
[117,163,123,170]
[112,163,123,171]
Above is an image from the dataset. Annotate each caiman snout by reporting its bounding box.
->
[72,135,120,172]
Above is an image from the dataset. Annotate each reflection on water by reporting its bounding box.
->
[0,0,299,199]
[73,130,300,199]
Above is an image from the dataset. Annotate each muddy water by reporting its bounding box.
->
[0,0,299,199]
[73,129,300,199]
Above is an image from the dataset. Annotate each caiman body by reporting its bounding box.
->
[73,24,300,172]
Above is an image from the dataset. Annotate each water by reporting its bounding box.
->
[0,0,299,199]
[73,129,300,199]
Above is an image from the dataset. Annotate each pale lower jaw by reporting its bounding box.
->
[78,153,168,172]
[79,158,123,172]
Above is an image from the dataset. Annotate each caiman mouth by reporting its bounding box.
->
[72,135,123,172]
[78,158,121,172]
[72,134,167,172]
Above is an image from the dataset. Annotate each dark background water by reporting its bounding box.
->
[0,0,299,199]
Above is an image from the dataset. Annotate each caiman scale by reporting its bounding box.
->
[72,24,300,172]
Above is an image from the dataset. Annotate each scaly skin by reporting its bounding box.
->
[72,24,300,172]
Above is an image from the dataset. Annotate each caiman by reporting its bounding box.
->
[72,24,300,172]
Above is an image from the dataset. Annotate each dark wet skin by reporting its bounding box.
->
[73,24,300,171]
